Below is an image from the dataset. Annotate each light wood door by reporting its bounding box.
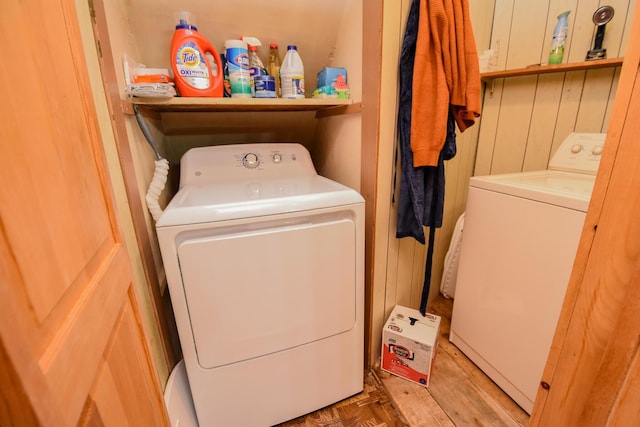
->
[0,0,169,425]
[530,5,640,425]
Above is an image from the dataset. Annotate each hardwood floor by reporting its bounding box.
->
[277,295,529,426]
[379,296,530,426]
[277,372,405,426]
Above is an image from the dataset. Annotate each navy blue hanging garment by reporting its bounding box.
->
[396,0,457,316]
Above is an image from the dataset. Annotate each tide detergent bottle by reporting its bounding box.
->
[170,11,223,97]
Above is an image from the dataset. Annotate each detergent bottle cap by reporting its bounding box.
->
[175,11,197,30]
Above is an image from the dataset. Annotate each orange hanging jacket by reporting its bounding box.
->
[411,0,481,167]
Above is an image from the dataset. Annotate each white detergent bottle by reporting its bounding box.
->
[280,45,305,98]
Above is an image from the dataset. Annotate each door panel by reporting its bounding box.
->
[88,292,168,426]
[1,0,113,324]
[0,0,168,425]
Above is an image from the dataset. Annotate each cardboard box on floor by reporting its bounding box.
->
[381,305,441,387]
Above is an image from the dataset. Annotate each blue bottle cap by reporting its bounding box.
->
[176,19,197,30]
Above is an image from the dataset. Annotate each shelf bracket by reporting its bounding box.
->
[315,102,362,119]
[121,100,134,115]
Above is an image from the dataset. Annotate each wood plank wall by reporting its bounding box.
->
[371,0,493,363]
[478,0,635,177]
[374,0,635,363]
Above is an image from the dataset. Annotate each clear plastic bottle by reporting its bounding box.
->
[268,43,282,97]
[280,45,305,99]
[248,44,268,97]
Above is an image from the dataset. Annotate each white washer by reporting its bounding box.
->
[156,143,365,426]
[449,133,606,414]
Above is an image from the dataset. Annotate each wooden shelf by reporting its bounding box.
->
[124,97,356,115]
[480,57,624,83]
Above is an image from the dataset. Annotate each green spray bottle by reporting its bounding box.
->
[549,11,570,65]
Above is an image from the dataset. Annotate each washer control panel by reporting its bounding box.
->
[548,133,607,175]
[241,151,290,169]
[242,152,261,169]
[180,143,316,187]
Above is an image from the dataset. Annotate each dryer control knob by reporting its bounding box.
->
[592,146,604,156]
[272,153,282,163]
[571,144,583,154]
[243,153,260,169]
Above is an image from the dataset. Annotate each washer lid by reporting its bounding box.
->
[469,170,596,212]
[156,175,364,227]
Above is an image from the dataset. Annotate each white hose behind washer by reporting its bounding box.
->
[134,105,169,222]
[145,158,169,221]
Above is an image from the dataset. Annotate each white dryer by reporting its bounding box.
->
[450,133,606,414]
[156,143,365,426]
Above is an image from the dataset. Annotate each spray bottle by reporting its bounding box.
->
[242,37,268,97]
[549,11,570,65]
